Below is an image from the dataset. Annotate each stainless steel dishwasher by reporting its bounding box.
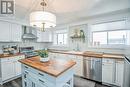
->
[83,57,102,82]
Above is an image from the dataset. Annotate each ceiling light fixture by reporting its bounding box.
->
[30,0,56,31]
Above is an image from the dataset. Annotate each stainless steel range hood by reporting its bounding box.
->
[22,26,37,39]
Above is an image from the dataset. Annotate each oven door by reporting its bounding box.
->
[123,57,130,87]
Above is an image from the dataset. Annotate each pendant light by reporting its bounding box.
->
[30,0,56,31]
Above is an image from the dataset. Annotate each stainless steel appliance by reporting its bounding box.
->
[19,46,38,58]
[123,56,130,87]
[83,57,102,82]
[22,26,37,39]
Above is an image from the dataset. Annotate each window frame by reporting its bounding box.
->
[53,29,68,46]
[91,29,130,49]
[89,20,130,49]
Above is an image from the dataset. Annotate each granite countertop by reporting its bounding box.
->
[19,56,76,77]
[0,53,25,58]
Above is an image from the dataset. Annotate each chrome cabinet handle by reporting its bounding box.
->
[24,74,27,78]
[32,82,35,87]
[25,71,28,74]
[39,73,44,76]
[24,81,27,87]
[39,79,45,83]
[24,66,28,69]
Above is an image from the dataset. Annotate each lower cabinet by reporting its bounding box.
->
[115,60,124,87]
[22,65,74,87]
[102,58,124,87]
[14,60,22,76]
[102,59,115,84]
[0,55,25,84]
[65,55,83,76]
[1,60,15,81]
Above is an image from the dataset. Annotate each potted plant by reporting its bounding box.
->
[38,49,49,62]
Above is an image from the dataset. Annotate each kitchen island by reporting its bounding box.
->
[19,56,76,87]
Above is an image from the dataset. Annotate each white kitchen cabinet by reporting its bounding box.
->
[102,58,115,84]
[102,58,124,87]
[0,55,25,84]
[68,55,83,76]
[37,30,52,42]
[74,56,83,76]
[11,23,22,42]
[1,60,15,81]
[14,61,22,76]
[0,21,11,42]
[115,60,124,87]
[0,21,22,42]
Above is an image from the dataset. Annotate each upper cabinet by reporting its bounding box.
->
[0,21,11,42]
[37,30,52,42]
[11,23,22,42]
[0,21,22,42]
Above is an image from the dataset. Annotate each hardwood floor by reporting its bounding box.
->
[0,77,114,87]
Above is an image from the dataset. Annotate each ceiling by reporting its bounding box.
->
[2,0,130,25]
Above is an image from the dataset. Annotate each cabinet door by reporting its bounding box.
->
[0,21,11,41]
[1,61,15,81]
[115,60,124,87]
[11,23,22,42]
[69,55,83,76]
[102,59,115,84]
[75,56,83,76]
[37,30,52,42]
[14,61,22,76]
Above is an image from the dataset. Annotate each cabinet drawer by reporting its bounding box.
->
[23,65,55,83]
[38,77,54,87]
[1,57,15,62]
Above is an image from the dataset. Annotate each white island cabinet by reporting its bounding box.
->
[0,54,25,85]
[19,57,76,87]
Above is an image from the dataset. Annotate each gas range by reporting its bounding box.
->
[19,46,38,58]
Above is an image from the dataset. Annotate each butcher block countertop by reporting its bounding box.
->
[0,53,24,58]
[19,56,76,77]
[49,50,124,59]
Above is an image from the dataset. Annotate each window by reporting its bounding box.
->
[108,31,127,45]
[53,29,68,46]
[91,20,130,47]
[93,32,107,45]
[92,30,130,46]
